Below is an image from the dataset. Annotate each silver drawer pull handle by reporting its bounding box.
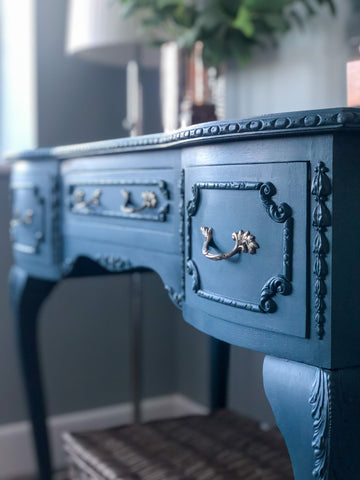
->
[10,209,34,228]
[201,226,259,261]
[74,188,101,209]
[121,190,157,213]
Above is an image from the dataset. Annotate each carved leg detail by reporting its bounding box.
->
[263,356,360,480]
[9,266,56,480]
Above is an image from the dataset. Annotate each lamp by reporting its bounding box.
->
[65,0,162,135]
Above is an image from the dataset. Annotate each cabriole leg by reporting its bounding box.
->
[263,355,360,480]
[9,266,56,480]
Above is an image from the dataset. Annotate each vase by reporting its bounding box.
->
[160,41,225,132]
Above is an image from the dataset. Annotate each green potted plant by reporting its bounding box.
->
[117,0,337,127]
[119,0,336,67]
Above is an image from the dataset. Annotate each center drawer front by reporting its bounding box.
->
[186,162,309,338]
[63,168,178,254]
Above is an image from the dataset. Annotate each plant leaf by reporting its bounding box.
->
[232,6,255,38]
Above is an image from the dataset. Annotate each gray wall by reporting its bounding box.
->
[226,0,350,118]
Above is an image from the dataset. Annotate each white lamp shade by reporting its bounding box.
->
[65,0,163,67]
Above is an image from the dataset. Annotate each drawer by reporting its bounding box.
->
[185,162,309,338]
[10,181,45,255]
[67,176,170,223]
[63,167,179,254]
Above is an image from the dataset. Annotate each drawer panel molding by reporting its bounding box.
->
[167,170,186,308]
[68,179,170,222]
[311,161,332,340]
[186,180,294,314]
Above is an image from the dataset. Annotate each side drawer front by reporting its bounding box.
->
[9,159,62,281]
[10,181,45,255]
[186,162,309,338]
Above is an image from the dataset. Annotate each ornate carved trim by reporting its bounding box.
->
[165,285,184,308]
[187,259,200,293]
[9,108,360,161]
[186,181,293,314]
[51,176,62,264]
[283,218,293,281]
[259,275,292,313]
[260,182,292,223]
[312,162,332,339]
[62,254,132,276]
[68,179,170,222]
[165,170,186,309]
[310,369,331,480]
[95,254,132,272]
[187,181,263,219]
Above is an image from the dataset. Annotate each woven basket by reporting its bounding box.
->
[63,410,293,480]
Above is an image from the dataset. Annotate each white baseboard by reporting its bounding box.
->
[0,394,208,478]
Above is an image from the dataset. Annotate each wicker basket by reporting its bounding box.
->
[63,410,293,480]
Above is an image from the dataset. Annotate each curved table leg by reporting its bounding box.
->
[263,355,360,479]
[9,266,56,480]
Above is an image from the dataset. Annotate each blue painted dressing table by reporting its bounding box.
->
[8,108,360,479]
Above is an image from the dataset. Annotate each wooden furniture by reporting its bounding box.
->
[8,107,360,480]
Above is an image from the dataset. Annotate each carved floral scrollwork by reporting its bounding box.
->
[310,369,331,480]
[260,182,292,223]
[187,259,200,293]
[311,162,332,339]
[95,254,132,272]
[187,184,200,217]
[62,254,132,276]
[165,285,184,309]
[259,275,292,313]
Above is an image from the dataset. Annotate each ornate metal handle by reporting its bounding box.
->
[201,226,259,261]
[73,188,101,209]
[121,190,157,213]
[10,209,34,228]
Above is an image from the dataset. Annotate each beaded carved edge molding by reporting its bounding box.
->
[7,108,360,161]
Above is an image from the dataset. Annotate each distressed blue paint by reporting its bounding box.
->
[8,108,360,479]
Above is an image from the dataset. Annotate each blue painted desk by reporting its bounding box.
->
[8,108,360,479]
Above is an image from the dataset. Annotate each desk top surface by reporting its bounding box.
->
[7,107,360,162]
